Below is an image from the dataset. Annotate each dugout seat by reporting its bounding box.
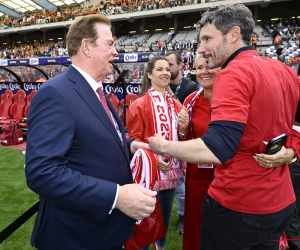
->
[0,89,27,124]
[107,93,120,113]
[119,93,138,127]
[0,90,14,120]
[19,90,38,130]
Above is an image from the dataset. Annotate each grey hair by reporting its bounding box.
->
[198,4,255,45]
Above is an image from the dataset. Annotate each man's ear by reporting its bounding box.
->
[178,61,184,70]
[82,39,91,57]
[228,26,241,44]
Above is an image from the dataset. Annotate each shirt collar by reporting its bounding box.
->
[72,64,102,91]
[222,46,255,69]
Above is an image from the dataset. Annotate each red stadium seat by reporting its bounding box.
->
[24,90,38,117]
[119,93,138,127]
[19,90,38,129]
[107,93,120,113]
[0,90,14,120]
[0,89,27,124]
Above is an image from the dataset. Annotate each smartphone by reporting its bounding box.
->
[265,133,288,155]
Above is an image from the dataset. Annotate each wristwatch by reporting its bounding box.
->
[172,95,178,100]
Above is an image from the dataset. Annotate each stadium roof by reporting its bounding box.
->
[0,0,84,17]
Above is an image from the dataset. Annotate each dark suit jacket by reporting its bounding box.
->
[25,66,135,250]
[170,77,199,104]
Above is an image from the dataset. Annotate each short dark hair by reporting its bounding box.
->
[198,4,254,45]
[164,51,182,65]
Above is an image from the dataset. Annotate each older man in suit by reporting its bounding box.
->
[25,14,157,250]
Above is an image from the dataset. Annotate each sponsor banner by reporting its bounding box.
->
[66,57,72,64]
[8,60,19,66]
[0,82,140,98]
[0,82,22,95]
[19,59,29,65]
[0,82,41,96]
[23,82,42,95]
[103,83,141,100]
[114,55,122,62]
[140,53,156,62]
[29,58,39,65]
[2,53,157,66]
[0,59,8,66]
[38,57,57,65]
[124,53,138,62]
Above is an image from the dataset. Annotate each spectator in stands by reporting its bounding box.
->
[186,39,192,50]
[148,4,300,249]
[149,42,153,52]
[284,20,290,29]
[181,40,187,52]
[278,20,284,31]
[192,38,198,55]
[25,14,156,250]
[251,34,258,50]
[164,50,199,235]
[291,19,298,28]
[36,74,47,82]
[157,40,162,51]
[187,53,194,70]
[276,44,284,58]
[174,40,180,51]
[127,55,185,250]
[118,46,125,53]
[273,34,281,48]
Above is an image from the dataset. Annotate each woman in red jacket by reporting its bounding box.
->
[127,56,185,250]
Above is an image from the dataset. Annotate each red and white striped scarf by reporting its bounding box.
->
[131,149,158,190]
[140,88,185,191]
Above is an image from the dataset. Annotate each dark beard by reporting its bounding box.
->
[170,70,179,80]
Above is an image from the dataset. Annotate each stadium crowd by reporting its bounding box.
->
[0,0,220,30]
[0,1,299,77]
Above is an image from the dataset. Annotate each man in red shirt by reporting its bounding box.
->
[149,4,300,250]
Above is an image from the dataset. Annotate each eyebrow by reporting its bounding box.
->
[105,39,114,43]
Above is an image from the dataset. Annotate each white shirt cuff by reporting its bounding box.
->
[109,184,119,214]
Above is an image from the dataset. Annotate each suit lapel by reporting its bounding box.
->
[66,66,127,156]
